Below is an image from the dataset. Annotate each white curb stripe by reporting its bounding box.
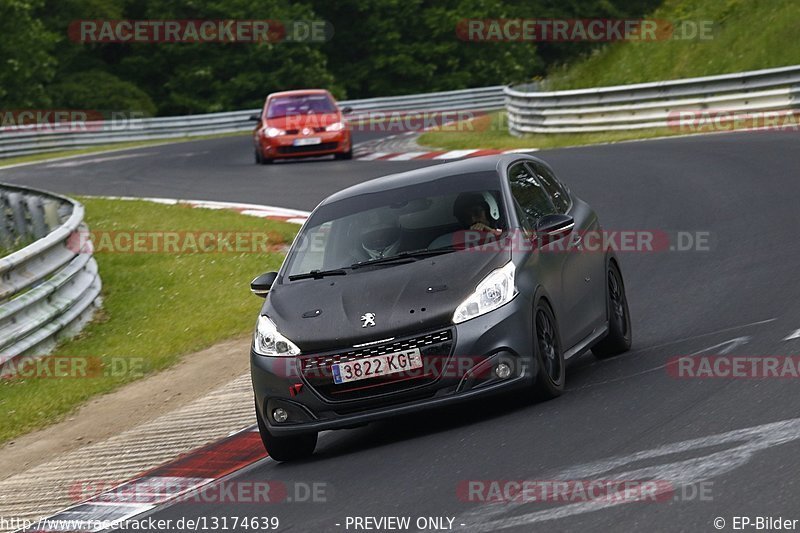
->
[94,196,310,225]
[386,151,429,161]
[353,148,539,161]
[358,151,391,161]
[433,149,480,160]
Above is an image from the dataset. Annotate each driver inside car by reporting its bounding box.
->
[453,192,503,236]
[359,221,402,260]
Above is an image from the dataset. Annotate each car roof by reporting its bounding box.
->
[268,89,331,99]
[320,153,543,205]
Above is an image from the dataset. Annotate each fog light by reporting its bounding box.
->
[495,362,512,379]
[273,408,288,423]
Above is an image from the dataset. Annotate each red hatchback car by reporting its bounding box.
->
[251,89,352,164]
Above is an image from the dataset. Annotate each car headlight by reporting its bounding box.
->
[453,262,517,324]
[253,315,300,356]
[265,127,285,137]
[325,122,345,132]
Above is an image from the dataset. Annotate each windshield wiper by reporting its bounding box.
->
[351,246,458,269]
[288,268,347,281]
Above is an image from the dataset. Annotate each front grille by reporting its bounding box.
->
[285,127,326,135]
[300,329,454,402]
[277,142,337,155]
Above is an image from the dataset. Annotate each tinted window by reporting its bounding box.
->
[267,94,337,118]
[527,162,570,213]
[283,171,509,276]
[512,198,534,233]
[507,162,555,224]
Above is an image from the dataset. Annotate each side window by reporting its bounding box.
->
[512,199,534,233]
[507,162,555,225]
[526,162,570,213]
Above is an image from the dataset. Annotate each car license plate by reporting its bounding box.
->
[293,137,321,146]
[332,348,422,384]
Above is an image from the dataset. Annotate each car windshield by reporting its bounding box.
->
[283,171,508,278]
[267,94,337,118]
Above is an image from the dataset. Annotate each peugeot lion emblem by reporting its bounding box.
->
[360,312,376,328]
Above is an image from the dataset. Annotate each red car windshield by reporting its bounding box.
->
[267,94,337,119]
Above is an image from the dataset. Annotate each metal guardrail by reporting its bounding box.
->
[0,86,505,159]
[505,65,800,134]
[0,184,101,368]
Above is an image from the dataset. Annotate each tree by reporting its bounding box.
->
[0,0,57,107]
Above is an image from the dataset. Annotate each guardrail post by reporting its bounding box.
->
[26,195,48,239]
[43,198,61,232]
[8,192,28,239]
[0,192,12,249]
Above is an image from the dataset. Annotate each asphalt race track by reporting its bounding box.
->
[4,129,800,531]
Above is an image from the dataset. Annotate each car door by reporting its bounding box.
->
[507,161,582,348]
[526,161,606,345]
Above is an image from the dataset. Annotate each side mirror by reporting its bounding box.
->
[249,113,262,122]
[251,272,278,297]
[340,106,353,115]
[535,214,574,243]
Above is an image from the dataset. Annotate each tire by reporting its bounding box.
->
[532,301,565,401]
[592,261,632,359]
[255,403,317,462]
[255,148,273,165]
[334,147,353,160]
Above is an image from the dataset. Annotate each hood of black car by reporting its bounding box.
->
[262,249,510,353]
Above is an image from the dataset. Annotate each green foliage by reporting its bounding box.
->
[0,0,57,107]
[49,70,157,116]
[548,0,800,89]
[1,0,674,114]
[112,0,338,114]
[307,0,664,97]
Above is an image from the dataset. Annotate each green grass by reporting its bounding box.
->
[0,131,249,168]
[546,0,800,89]
[418,111,680,150]
[0,197,298,444]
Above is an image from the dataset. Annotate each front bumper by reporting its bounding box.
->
[255,130,350,159]
[251,295,535,435]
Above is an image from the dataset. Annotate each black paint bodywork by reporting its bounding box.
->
[251,154,614,435]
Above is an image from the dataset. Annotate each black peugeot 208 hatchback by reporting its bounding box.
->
[249,154,631,461]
